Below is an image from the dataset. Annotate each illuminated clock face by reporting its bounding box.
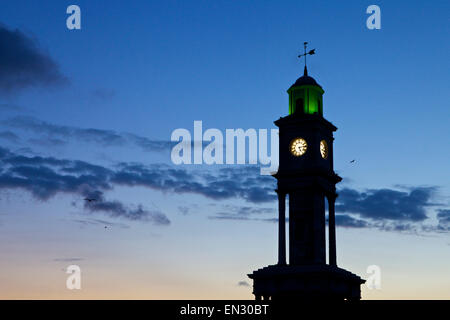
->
[290,138,307,156]
[320,140,328,159]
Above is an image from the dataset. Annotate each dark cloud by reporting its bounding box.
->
[216,204,275,217]
[437,209,450,231]
[0,131,20,142]
[258,217,280,223]
[374,222,417,233]
[72,218,129,229]
[177,204,201,215]
[0,146,169,224]
[178,206,190,215]
[437,209,450,224]
[209,216,281,223]
[3,116,173,152]
[81,190,170,224]
[0,103,25,112]
[333,187,442,232]
[237,281,250,287]
[124,133,175,152]
[111,164,277,203]
[0,24,67,94]
[336,187,435,222]
[209,215,251,221]
[335,214,369,228]
[5,116,126,146]
[0,146,276,207]
[28,137,66,147]
[0,161,111,200]
[330,214,432,233]
[53,258,84,262]
[0,146,447,233]
[210,204,275,221]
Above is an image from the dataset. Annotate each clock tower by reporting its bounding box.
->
[248,48,365,300]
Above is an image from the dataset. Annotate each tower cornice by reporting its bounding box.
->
[274,113,337,132]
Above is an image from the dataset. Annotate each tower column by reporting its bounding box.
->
[276,190,286,265]
[328,195,337,266]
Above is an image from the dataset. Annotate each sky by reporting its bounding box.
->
[0,0,449,299]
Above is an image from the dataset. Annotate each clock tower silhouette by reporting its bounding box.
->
[248,48,365,300]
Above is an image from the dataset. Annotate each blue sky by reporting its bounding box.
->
[0,0,449,299]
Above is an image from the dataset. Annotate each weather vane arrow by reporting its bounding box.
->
[298,42,316,75]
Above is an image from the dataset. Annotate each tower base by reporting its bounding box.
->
[248,264,365,301]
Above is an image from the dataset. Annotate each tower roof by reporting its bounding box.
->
[289,66,322,90]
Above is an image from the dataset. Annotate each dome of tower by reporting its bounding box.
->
[289,67,322,90]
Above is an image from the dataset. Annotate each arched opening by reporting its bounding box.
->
[295,98,304,114]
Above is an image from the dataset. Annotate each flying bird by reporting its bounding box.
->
[84,198,97,202]
[350,159,356,163]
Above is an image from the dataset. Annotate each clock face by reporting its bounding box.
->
[320,140,328,159]
[290,138,307,156]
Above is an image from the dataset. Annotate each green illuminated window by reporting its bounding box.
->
[288,85,324,116]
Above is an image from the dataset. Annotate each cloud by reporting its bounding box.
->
[333,188,445,232]
[373,222,418,233]
[111,164,277,203]
[209,215,251,221]
[178,206,190,215]
[0,145,448,233]
[72,218,129,229]
[81,190,170,224]
[3,116,225,155]
[237,281,250,287]
[436,209,450,231]
[0,131,20,143]
[124,133,175,152]
[0,146,170,224]
[3,116,173,152]
[0,103,25,112]
[28,137,66,147]
[209,204,275,221]
[4,116,126,146]
[257,217,280,223]
[437,209,450,224]
[53,258,84,262]
[0,146,276,206]
[335,214,369,228]
[0,24,67,94]
[336,187,435,222]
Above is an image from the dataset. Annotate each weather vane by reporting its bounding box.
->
[298,42,315,75]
